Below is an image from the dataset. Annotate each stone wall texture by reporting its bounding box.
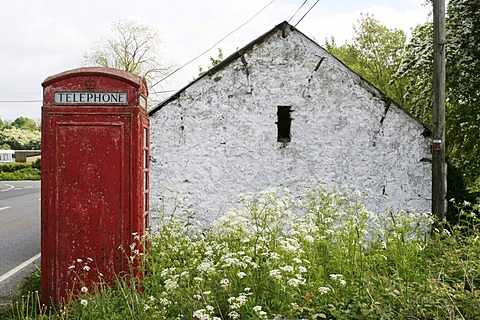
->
[149,24,432,223]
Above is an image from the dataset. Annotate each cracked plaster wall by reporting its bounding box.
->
[149,27,432,223]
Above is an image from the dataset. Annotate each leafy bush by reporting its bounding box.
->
[7,186,480,319]
[0,162,41,180]
[0,162,30,173]
[31,158,41,170]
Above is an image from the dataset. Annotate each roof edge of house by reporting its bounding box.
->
[148,21,291,115]
[148,21,432,136]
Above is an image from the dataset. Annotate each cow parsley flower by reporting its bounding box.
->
[220,278,230,289]
[298,266,307,273]
[269,269,282,279]
[193,309,210,320]
[318,286,331,295]
[164,278,179,291]
[287,278,304,287]
[329,273,343,281]
[304,234,314,243]
[279,265,294,273]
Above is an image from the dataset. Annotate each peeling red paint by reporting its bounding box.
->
[41,67,149,305]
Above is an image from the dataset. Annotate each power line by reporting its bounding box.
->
[295,0,320,27]
[0,100,42,103]
[151,0,279,88]
[288,0,310,24]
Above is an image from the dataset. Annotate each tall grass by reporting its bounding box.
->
[5,185,480,319]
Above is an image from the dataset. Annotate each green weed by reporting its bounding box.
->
[7,186,480,319]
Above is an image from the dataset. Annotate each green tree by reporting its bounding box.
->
[445,0,480,189]
[0,127,41,150]
[11,116,39,131]
[325,14,408,106]
[393,22,433,124]
[396,0,480,189]
[83,19,171,91]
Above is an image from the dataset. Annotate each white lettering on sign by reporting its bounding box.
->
[54,92,128,105]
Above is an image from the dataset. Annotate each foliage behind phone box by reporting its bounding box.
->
[0,160,40,180]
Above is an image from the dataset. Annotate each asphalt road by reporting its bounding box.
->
[0,181,40,304]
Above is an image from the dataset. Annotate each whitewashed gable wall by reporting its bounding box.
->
[149,25,432,223]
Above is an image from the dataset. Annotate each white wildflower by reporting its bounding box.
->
[279,265,294,273]
[164,278,179,291]
[318,286,331,295]
[193,309,210,320]
[159,297,171,306]
[253,305,262,313]
[220,278,230,289]
[194,277,204,282]
[206,305,214,312]
[80,286,88,294]
[197,261,215,273]
[80,299,88,306]
[287,278,304,287]
[269,252,280,260]
[237,271,247,279]
[228,311,240,319]
[269,269,282,280]
[280,240,298,252]
[304,234,315,243]
[298,266,307,273]
[339,279,347,286]
[144,304,150,311]
[236,295,247,305]
[329,274,343,281]
[293,258,302,264]
[83,265,90,271]
[161,267,175,277]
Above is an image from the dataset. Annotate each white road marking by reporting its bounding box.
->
[0,206,12,211]
[0,184,14,192]
[0,253,41,283]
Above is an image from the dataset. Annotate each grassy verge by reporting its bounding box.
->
[4,186,480,319]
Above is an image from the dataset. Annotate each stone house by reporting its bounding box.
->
[148,21,432,222]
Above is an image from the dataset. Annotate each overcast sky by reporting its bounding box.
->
[0,0,431,122]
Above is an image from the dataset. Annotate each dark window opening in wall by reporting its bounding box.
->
[277,106,292,143]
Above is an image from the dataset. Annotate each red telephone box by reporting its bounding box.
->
[41,67,150,305]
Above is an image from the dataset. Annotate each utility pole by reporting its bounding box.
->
[432,0,446,221]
